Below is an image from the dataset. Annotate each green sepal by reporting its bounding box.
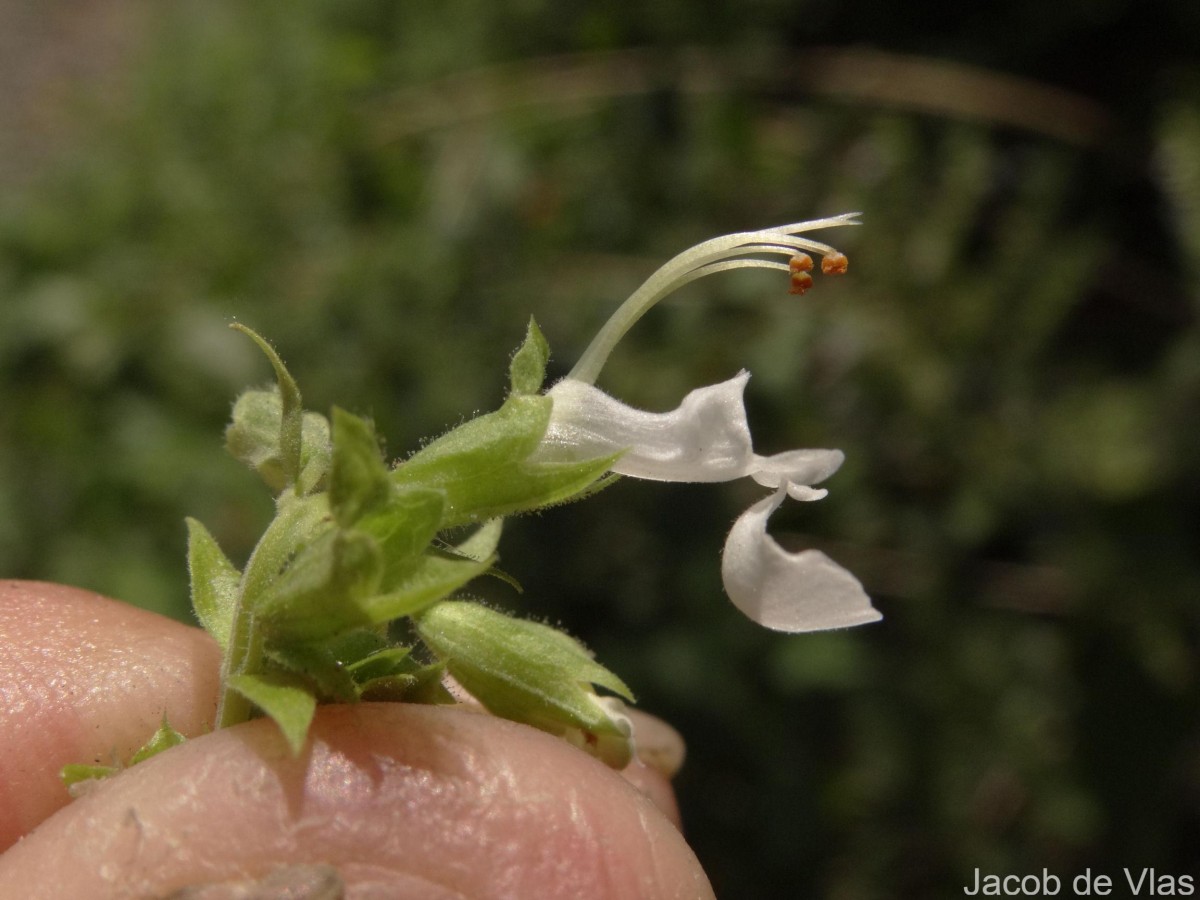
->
[329,407,392,528]
[358,487,445,587]
[451,518,504,562]
[254,528,384,641]
[414,600,634,740]
[359,661,452,703]
[225,388,332,496]
[509,318,550,395]
[321,627,392,666]
[238,492,333,609]
[186,517,241,650]
[60,763,117,790]
[227,672,318,755]
[128,716,187,765]
[266,642,360,703]
[60,716,186,793]
[392,394,618,526]
[356,548,494,623]
[344,647,451,702]
[404,665,457,704]
[345,645,415,681]
[450,519,523,590]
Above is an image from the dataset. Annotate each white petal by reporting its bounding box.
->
[785,483,828,502]
[539,373,756,482]
[750,448,845,490]
[721,488,881,633]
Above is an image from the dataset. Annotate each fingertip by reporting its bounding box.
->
[0,704,713,899]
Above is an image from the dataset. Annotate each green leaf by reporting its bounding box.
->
[329,407,392,528]
[227,672,318,755]
[414,601,634,740]
[225,388,331,495]
[186,517,241,650]
[509,318,550,395]
[392,394,618,526]
[231,324,305,491]
[128,716,187,765]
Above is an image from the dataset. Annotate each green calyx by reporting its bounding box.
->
[414,600,635,767]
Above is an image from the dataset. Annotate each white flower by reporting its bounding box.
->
[538,214,881,633]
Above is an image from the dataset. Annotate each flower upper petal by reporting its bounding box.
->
[539,373,756,482]
[721,488,881,633]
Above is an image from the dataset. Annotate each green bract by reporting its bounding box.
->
[177,320,631,766]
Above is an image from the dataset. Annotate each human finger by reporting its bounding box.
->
[0,580,222,851]
[0,703,714,899]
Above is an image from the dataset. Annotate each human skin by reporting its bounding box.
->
[0,581,713,898]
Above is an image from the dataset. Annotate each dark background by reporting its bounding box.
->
[2,1,1199,896]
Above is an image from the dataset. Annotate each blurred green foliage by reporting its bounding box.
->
[2,1,1199,896]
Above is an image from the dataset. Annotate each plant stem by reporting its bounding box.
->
[215,607,265,727]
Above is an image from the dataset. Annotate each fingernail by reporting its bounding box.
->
[627,709,686,779]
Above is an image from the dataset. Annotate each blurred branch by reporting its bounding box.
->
[791,47,1113,147]
[370,46,1113,147]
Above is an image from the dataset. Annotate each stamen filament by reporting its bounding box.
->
[568,214,860,385]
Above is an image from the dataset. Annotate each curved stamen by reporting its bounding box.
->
[568,214,860,385]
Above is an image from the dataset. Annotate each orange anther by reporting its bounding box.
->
[788,253,814,273]
[789,271,814,295]
[820,252,848,275]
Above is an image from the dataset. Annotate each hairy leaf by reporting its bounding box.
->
[186,517,241,649]
[227,672,318,755]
